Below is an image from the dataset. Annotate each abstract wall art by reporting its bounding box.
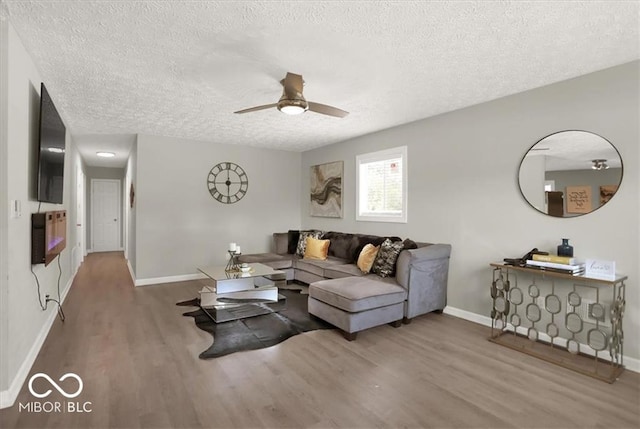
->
[310,161,343,218]
[599,185,618,206]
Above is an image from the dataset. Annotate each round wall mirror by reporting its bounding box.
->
[518,131,623,217]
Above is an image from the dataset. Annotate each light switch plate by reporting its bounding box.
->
[10,200,21,218]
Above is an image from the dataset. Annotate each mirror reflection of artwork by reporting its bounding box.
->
[566,185,592,214]
[310,161,343,218]
[600,185,618,205]
[518,131,623,218]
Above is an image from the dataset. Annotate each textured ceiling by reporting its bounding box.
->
[3,1,639,167]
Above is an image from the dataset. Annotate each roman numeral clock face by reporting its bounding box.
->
[207,162,249,204]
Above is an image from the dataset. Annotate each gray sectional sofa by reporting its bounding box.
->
[239,230,451,340]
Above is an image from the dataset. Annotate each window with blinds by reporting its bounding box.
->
[356,146,407,223]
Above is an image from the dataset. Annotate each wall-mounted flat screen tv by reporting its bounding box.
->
[37,83,66,204]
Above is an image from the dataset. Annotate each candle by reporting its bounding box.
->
[229,242,237,252]
[236,245,241,254]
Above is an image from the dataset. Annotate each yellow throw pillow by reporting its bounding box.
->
[303,237,330,260]
[357,243,380,273]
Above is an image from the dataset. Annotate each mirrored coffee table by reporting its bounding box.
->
[197,263,286,323]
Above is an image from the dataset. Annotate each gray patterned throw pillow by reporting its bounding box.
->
[371,238,404,278]
[295,230,323,257]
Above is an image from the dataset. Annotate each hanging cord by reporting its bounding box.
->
[49,255,66,322]
[30,265,47,311]
[29,255,65,322]
[37,201,42,213]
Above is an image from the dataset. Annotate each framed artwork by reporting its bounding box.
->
[600,185,618,206]
[310,161,343,218]
[566,185,592,214]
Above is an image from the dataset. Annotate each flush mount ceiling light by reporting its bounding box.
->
[96,151,116,158]
[591,159,609,170]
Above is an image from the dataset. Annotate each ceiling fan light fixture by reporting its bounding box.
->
[279,104,306,115]
[277,97,308,115]
[591,159,609,170]
[236,72,348,118]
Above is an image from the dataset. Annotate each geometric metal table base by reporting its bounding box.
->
[489,263,627,383]
[489,331,624,383]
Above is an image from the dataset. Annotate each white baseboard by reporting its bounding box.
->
[443,305,640,374]
[443,305,493,326]
[126,259,135,285]
[0,267,76,409]
[134,272,206,287]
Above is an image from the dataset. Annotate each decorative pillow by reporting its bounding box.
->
[357,243,380,273]
[303,237,331,260]
[287,230,301,254]
[371,238,405,278]
[295,230,323,257]
[403,238,418,250]
[351,235,402,262]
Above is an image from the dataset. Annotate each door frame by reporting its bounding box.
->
[75,164,86,267]
[90,178,122,252]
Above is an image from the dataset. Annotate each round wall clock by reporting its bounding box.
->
[207,162,249,204]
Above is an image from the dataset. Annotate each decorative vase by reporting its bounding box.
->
[557,238,574,257]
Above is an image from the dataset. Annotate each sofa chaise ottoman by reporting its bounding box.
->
[308,276,407,340]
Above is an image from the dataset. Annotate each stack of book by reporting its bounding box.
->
[525,254,585,275]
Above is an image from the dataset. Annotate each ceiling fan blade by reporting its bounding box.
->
[282,72,304,99]
[234,103,278,114]
[307,102,349,118]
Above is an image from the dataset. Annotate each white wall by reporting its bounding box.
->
[124,138,138,275]
[134,134,301,281]
[0,21,83,407]
[0,16,11,396]
[300,61,640,360]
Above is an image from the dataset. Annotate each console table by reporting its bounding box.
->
[489,263,626,383]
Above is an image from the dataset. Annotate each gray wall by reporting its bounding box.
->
[85,166,125,249]
[1,21,83,402]
[300,61,639,359]
[135,134,302,280]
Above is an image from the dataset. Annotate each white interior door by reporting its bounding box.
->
[91,179,121,252]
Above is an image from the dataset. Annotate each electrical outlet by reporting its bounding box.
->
[566,297,611,328]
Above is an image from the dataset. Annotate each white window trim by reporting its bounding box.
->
[356,146,408,223]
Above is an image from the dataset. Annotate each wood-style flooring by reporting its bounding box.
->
[1,252,639,428]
